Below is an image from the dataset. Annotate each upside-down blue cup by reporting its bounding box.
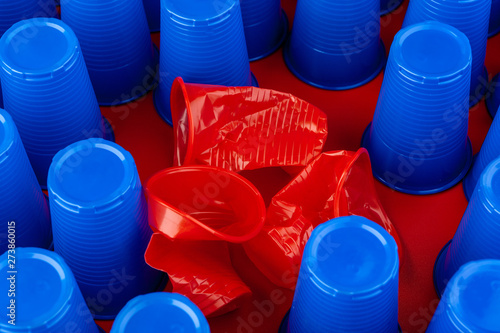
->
[434,156,500,296]
[0,18,113,188]
[143,0,160,32]
[464,105,500,199]
[240,0,288,61]
[486,73,500,117]
[111,293,210,333]
[154,0,256,126]
[0,110,51,253]
[381,0,405,15]
[283,0,386,90]
[280,216,400,333]
[489,0,500,37]
[362,22,473,194]
[48,139,166,319]
[403,0,491,107]
[427,260,500,332]
[0,248,102,332]
[62,0,158,106]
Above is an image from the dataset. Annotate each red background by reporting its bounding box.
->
[96,1,500,332]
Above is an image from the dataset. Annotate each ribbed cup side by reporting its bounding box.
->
[443,160,500,283]
[0,0,57,34]
[143,0,161,31]
[372,53,471,156]
[0,113,51,251]
[426,291,466,332]
[290,0,381,55]
[288,269,399,332]
[403,0,491,95]
[240,0,281,26]
[61,0,153,70]
[490,0,500,35]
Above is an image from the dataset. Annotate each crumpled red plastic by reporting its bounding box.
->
[170,77,328,172]
[243,149,403,289]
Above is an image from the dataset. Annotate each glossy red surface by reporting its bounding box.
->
[96,0,500,332]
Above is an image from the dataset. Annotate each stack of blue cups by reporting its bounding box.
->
[362,22,473,194]
[434,156,500,296]
[0,0,58,108]
[0,110,52,253]
[111,293,210,333]
[240,0,288,61]
[464,107,500,199]
[0,248,102,332]
[489,0,500,37]
[48,138,166,319]
[143,0,161,32]
[154,0,256,126]
[486,73,500,117]
[283,0,386,90]
[381,0,404,15]
[62,0,158,106]
[427,260,500,332]
[403,0,491,107]
[280,216,400,333]
[0,18,113,188]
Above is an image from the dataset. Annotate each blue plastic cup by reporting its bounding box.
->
[486,73,500,117]
[490,0,500,36]
[434,156,500,296]
[427,260,500,332]
[403,0,491,107]
[0,109,51,253]
[381,0,405,15]
[362,22,473,195]
[240,0,288,61]
[464,105,500,199]
[281,216,399,333]
[48,138,166,319]
[154,0,256,126]
[283,0,386,90]
[0,248,101,332]
[111,292,210,333]
[0,18,113,188]
[143,0,160,32]
[61,0,158,106]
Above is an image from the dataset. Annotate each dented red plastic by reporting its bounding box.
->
[170,77,328,172]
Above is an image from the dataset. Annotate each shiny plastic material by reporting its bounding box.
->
[427,260,500,332]
[403,0,491,107]
[0,18,113,187]
[486,73,500,117]
[241,0,288,61]
[170,78,328,172]
[48,139,165,319]
[362,22,473,194]
[154,0,256,125]
[381,0,404,15]
[243,149,403,289]
[0,110,52,253]
[464,106,500,199]
[0,248,100,332]
[491,0,500,37]
[144,165,266,316]
[61,0,158,105]
[284,217,400,333]
[111,293,210,333]
[283,0,386,90]
[434,156,500,296]
[143,0,160,32]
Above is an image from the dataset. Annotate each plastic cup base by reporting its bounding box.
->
[462,155,478,201]
[470,67,489,108]
[486,74,499,118]
[97,45,160,107]
[153,72,259,126]
[278,309,403,333]
[282,40,386,91]
[248,9,289,62]
[361,123,473,195]
[381,0,405,16]
[489,25,500,38]
[433,240,451,298]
